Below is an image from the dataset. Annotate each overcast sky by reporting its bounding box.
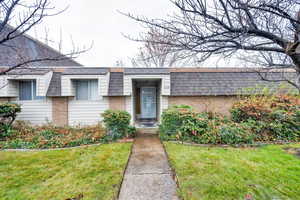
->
[30,0,175,67]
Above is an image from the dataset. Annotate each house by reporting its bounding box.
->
[0,25,296,127]
[0,67,295,127]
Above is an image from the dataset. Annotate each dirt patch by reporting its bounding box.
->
[284,147,300,158]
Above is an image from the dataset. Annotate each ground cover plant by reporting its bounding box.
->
[0,121,106,149]
[0,143,132,200]
[165,142,300,200]
[0,109,136,150]
[160,95,300,144]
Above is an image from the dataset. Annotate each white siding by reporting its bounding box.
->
[68,97,109,126]
[61,75,109,97]
[0,74,52,97]
[123,74,171,96]
[161,96,169,111]
[125,96,134,124]
[0,76,9,97]
[15,98,52,125]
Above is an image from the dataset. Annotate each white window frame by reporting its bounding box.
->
[19,80,45,101]
[75,79,99,101]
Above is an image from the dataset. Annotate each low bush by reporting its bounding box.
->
[0,121,106,149]
[160,105,254,144]
[160,95,300,145]
[102,110,136,141]
[0,103,21,138]
[231,95,300,141]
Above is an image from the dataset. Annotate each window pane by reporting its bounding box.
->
[89,80,98,100]
[19,81,32,100]
[76,80,89,100]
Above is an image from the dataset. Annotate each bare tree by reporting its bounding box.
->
[131,27,199,67]
[0,0,88,75]
[124,0,300,91]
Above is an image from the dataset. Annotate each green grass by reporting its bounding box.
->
[0,143,132,200]
[164,142,300,200]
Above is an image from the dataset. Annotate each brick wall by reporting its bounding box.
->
[168,96,238,116]
[0,98,9,103]
[109,97,126,111]
[52,97,68,126]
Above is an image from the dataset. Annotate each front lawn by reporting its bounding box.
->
[165,142,300,200]
[0,143,132,200]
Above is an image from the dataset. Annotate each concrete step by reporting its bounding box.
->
[136,128,159,135]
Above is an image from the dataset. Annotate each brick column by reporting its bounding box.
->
[0,98,9,103]
[109,97,126,111]
[52,97,68,126]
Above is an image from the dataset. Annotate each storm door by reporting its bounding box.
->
[140,87,157,119]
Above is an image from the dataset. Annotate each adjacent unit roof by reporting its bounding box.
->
[0,25,82,67]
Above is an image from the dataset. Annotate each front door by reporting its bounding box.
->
[141,87,157,119]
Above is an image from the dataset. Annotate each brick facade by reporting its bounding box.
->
[0,98,9,103]
[168,96,238,116]
[109,97,126,110]
[52,97,68,126]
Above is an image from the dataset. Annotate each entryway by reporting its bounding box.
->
[132,79,161,127]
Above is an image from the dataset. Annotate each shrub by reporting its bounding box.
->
[0,103,21,137]
[0,122,106,149]
[160,97,299,145]
[218,124,254,144]
[231,95,300,142]
[102,110,135,141]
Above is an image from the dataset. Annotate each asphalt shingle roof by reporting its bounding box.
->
[46,72,62,97]
[108,72,124,96]
[0,25,81,67]
[6,68,51,75]
[62,68,109,75]
[170,72,296,96]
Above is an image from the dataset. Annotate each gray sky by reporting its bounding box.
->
[31,0,175,67]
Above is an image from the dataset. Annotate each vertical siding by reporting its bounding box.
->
[161,96,169,111]
[15,98,52,125]
[125,96,134,124]
[7,80,18,97]
[0,77,8,96]
[61,76,73,96]
[99,73,110,96]
[68,97,109,126]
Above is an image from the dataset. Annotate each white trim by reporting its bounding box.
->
[123,74,171,96]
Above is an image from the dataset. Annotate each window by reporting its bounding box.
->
[75,80,98,100]
[19,80,45,101]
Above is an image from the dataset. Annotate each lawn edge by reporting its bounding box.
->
[0,141,133,152]
[115,139,134,200]
[168,140,300,148]
[161,141,183,200]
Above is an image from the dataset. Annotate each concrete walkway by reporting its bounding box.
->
[118,132,179,200]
